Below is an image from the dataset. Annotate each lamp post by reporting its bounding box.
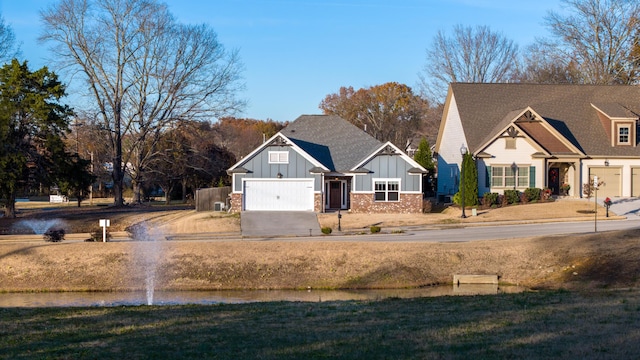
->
[460,144,467,218]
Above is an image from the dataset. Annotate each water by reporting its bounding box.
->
[14,219,67,235]
[128,222,163,305]
[0,285,526,307]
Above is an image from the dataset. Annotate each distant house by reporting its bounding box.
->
[227,115,427,213]
[435,83,640,201]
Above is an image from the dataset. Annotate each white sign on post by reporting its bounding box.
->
[99,219,110,242]
[594,176,599,188]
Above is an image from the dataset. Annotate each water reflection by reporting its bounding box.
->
[0,285,525,307]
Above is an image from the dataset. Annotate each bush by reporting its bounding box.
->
[88,228,112,242]
[370,226,381,233]
[524,188,542,202]
[43,228,65,242]
[321,226,332,235]
[481,193,499,208]
[504,190,520,204]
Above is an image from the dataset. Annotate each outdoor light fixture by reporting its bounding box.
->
[277,172,283,179]
[460,144,467,218]
[605,159,610,166]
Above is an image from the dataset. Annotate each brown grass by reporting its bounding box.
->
[0,198,631,293]
[2,228,639,292]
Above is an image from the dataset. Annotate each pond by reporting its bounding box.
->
[0,284,526,307]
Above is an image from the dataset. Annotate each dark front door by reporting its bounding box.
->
[329,181,342,209]
[548,167,560,195]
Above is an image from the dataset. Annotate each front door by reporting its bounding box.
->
[548,167,560,195]
[329,181,342,209]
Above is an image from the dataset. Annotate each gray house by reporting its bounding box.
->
[227,115,427,213]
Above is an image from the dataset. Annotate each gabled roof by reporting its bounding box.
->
[449,83,640,157]
[352,141,427,173]
[282,115,382,172]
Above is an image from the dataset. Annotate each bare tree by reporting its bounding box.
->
[40,0,245,206]
[519,43,583,84]
[420,24,519,102]
[0,13,20,63]
[541,0,640,84]
[320,82,428,150]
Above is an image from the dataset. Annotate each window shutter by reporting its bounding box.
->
[486,166,491,187]
[529,166,536,188]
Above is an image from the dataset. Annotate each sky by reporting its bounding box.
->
[0,0,566,123]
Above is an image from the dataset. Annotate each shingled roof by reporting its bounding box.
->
[282,115,382,172]
[450,83,640,157]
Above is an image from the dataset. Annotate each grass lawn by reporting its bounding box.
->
[1,290,639,359]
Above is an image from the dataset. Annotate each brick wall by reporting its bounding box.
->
[350,193,423,213]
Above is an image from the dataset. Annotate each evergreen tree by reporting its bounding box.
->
[454,152,478,207]
[413,137,436,195]
[0,59,74,217]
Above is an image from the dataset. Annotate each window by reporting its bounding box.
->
[618,125,630,145]
[268,151,289,164]
[374,179,400,202]
[491,165,529,188]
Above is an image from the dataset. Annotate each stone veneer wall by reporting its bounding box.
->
[314,193,323,212]
[349,193,423,213]
[229,193,242,213]
[230,192,421,213]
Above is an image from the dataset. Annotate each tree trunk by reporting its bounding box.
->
[2,192,17,218]
[182,179,188,203]
[132,178,143,204]
[112,121,125,207]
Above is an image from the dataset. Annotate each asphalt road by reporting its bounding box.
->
[250,218,640,242]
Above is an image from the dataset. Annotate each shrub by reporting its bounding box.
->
[321,226,332,235]
[524,188,542,202]
[126,224,149,240]
[43,228,65,242]
[89,228,112,242]
[370,226,381,233]
[504,189,520,204]
[482,193,499,208]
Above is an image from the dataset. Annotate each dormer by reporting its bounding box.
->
[591,103,639,147]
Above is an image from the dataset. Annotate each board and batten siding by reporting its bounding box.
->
[352,154,422,192]
[233,145,321,192]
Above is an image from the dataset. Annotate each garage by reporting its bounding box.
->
[243,178,314,211]
[632,167,640,197]
[589,167,621,198]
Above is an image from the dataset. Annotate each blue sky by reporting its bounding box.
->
[1,0,565,123]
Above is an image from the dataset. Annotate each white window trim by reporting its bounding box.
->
[373,178,401,202]
[268,151,289,164]
[618,124,631,145]
[490,165,529,189]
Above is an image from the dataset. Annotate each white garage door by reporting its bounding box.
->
[243,179,314,211]
[589,167,621,198]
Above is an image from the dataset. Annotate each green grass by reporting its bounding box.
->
[1,289,640,359]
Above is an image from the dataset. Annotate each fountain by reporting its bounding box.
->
[14,219,67,235]
[129,222,164,305]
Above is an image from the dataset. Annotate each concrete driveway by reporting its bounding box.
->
[241,211,321,237]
